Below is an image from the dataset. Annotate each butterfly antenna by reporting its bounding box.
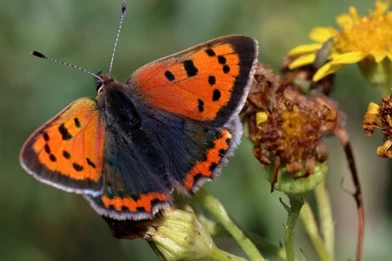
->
[108,1,127,76]
[31,51,103,82]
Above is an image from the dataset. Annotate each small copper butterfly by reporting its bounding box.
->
[20,2,258,220]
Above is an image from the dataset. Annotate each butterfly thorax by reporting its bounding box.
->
[96,74,142,136]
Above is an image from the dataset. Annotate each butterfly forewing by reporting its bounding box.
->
[127,35,258,126]
[20,98,105,195]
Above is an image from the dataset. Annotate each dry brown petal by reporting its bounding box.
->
[362,102,381,136]
[377,140,392,158]
[315,143,329,163]
[286,161,303,173]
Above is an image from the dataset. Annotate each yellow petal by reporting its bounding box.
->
[349,6,359,22]
[313,62,342,81]
[387,52,392,61]
[330,52,366,65]
[370,50,387,63]
[336,14,353,27]
[329,52,342,60]
[309,27,333,43]
[288,53,317,69]
[372,0,390,16]
[328,27,340,37]
[256,112,268,128]
[288,43,322,56]
[367,102,380,115]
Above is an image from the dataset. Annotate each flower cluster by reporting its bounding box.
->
[288,0,392,91]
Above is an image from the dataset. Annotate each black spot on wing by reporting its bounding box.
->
[86,158,96,169]
[223,65,230,74]
[197,99,204,112]
[193,173,204,186]
[73,163,83,172]
[136,207,146,213]
[63,150,71,159]
[183,60,198,77]
[218,55,226,64]
[59,124,72,140]
[205,48,216,56]
[209,162,218,172]
[49,154,57,162]
[151,198,168,206]
[219,149,228,156]
[208,75,216,86]
[44,144,51,154]
[164,71,175,81]
[212,89,221,101]
[43,132,50,141]
[74,118,81,128]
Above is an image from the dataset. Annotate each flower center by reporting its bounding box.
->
[334,6,392,53]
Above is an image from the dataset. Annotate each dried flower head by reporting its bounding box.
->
[362,96,392,158]
[253,92,335,190]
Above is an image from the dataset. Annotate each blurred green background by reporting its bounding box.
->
[1,0,391,260]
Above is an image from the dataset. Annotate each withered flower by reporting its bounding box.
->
[254,95,335,191]
[243,63,337,193]
[362,96,392,158]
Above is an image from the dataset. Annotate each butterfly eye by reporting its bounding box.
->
[97,84,104,93]
[95,70,103,92]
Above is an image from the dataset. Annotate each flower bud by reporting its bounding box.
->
[145,207,217,261]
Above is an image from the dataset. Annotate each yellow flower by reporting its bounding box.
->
[288,0,392,89]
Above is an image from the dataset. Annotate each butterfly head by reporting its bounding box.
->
[96,73,117,94]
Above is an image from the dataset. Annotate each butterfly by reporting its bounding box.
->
[20,6,258,220]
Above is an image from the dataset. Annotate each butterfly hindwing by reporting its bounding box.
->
[20,98,105,195]
[84,123,172,220]
[136,104,242,194]
[127,35,258,126]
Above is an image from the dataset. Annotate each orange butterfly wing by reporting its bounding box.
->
[126,35,258,125]
[20,98,105,195]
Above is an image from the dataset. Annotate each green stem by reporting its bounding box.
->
[248,234,288,260]
[196,188,266,261]
[211,246,248,261]
[299,202,331,261]
[315,182,334,258]
[285,197,305,261]
[198,215,288,260]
